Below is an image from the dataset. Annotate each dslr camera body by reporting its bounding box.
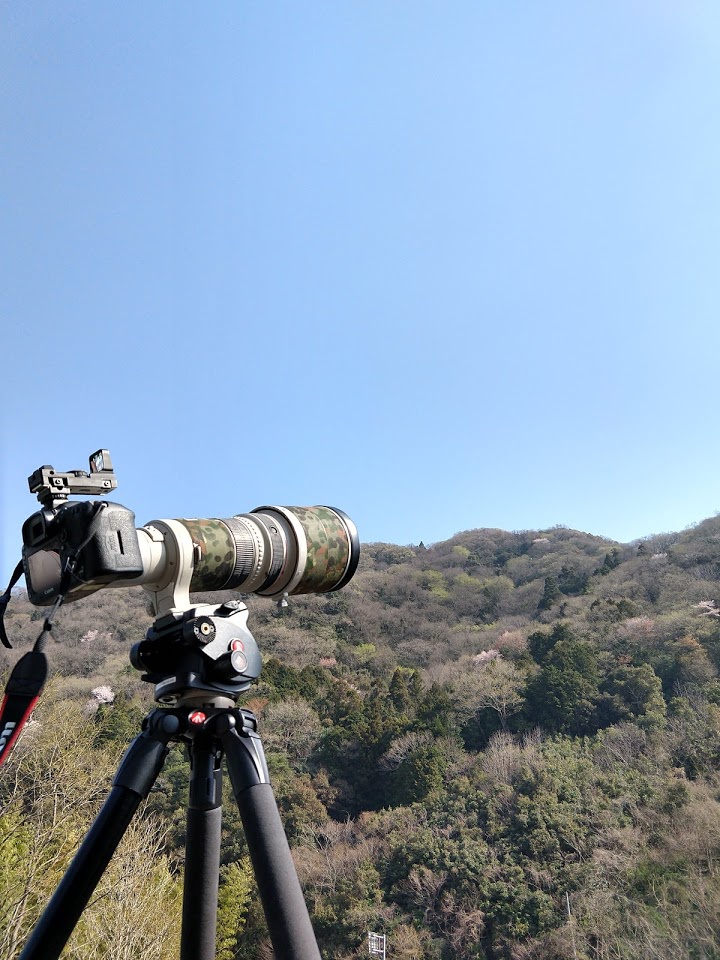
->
[22,451,143,605]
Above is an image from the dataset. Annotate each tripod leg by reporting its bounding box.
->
[18,714,174,960]
[221,711,322,960]
[181,735,223,960]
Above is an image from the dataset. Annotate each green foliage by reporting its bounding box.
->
[597,662,667,729]
[366,544,417,566]
[93,692,145,747]
[387,742,448,806]
[525,633,601,735]
[528,622,576,663]
[389,667,418,712]
[479,575,514,620]
[415,684,457,737]
[665,692,720,778]
[0,810,36,958]
[260,658,329,701]
[311,857,383,953]
[558,564,590,596]
[421,570,451,599]
[267,755,328,840]
[216,858,253,960]
[537,576,561,611]
[597,548,622,575]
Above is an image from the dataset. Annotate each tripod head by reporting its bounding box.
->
[131,599,262,707]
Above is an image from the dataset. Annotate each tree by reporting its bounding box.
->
[479,575,514,620]
[597,548,622,575]
[0,696,181,960]
[415,684,456,737]
[558,564,590,596]
[66,816,182,960]
[597,663,667,729]
[537,576,561,611]
[262,698,322,767]
[525,636,601,735]
[216,858,254,960]
[387,741,449,806]
[451,657,526,731]
[528,622,575,663]
[389,667,412,712]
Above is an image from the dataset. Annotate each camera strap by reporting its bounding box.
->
[0,648,48,767]
[0,566,70,768]
[0,560,24,649]
[0,596,64,767]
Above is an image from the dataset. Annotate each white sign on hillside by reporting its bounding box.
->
[368,932,386,958]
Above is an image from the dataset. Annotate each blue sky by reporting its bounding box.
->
[2,1,720,584]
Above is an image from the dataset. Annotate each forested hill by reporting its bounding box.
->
[2,515,720,959]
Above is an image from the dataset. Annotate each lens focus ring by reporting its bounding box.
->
[224,517,261,588]
[251,512,286,593]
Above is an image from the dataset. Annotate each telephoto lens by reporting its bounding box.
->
[173,505,359,597]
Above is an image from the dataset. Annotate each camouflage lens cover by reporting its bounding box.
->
[182,519,236,592]
[287,506,357,594]
[178,507,359,596]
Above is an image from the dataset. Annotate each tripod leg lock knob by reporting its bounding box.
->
[213,713,236,735]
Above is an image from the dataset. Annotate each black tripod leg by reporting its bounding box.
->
[181,735,223,960]
[221,712,321,960]
[18,716,174,960]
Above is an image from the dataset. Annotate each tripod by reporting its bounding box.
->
[18,600,322,960]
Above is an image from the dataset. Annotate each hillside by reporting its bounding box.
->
[2,515,720,959]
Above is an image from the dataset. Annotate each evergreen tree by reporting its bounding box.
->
[526,636,601,735]
[537,576,561,611]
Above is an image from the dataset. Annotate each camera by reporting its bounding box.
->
[22,451,143,604]
[21,450,360,617]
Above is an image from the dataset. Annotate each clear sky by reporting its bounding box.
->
[2,1,720,584]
